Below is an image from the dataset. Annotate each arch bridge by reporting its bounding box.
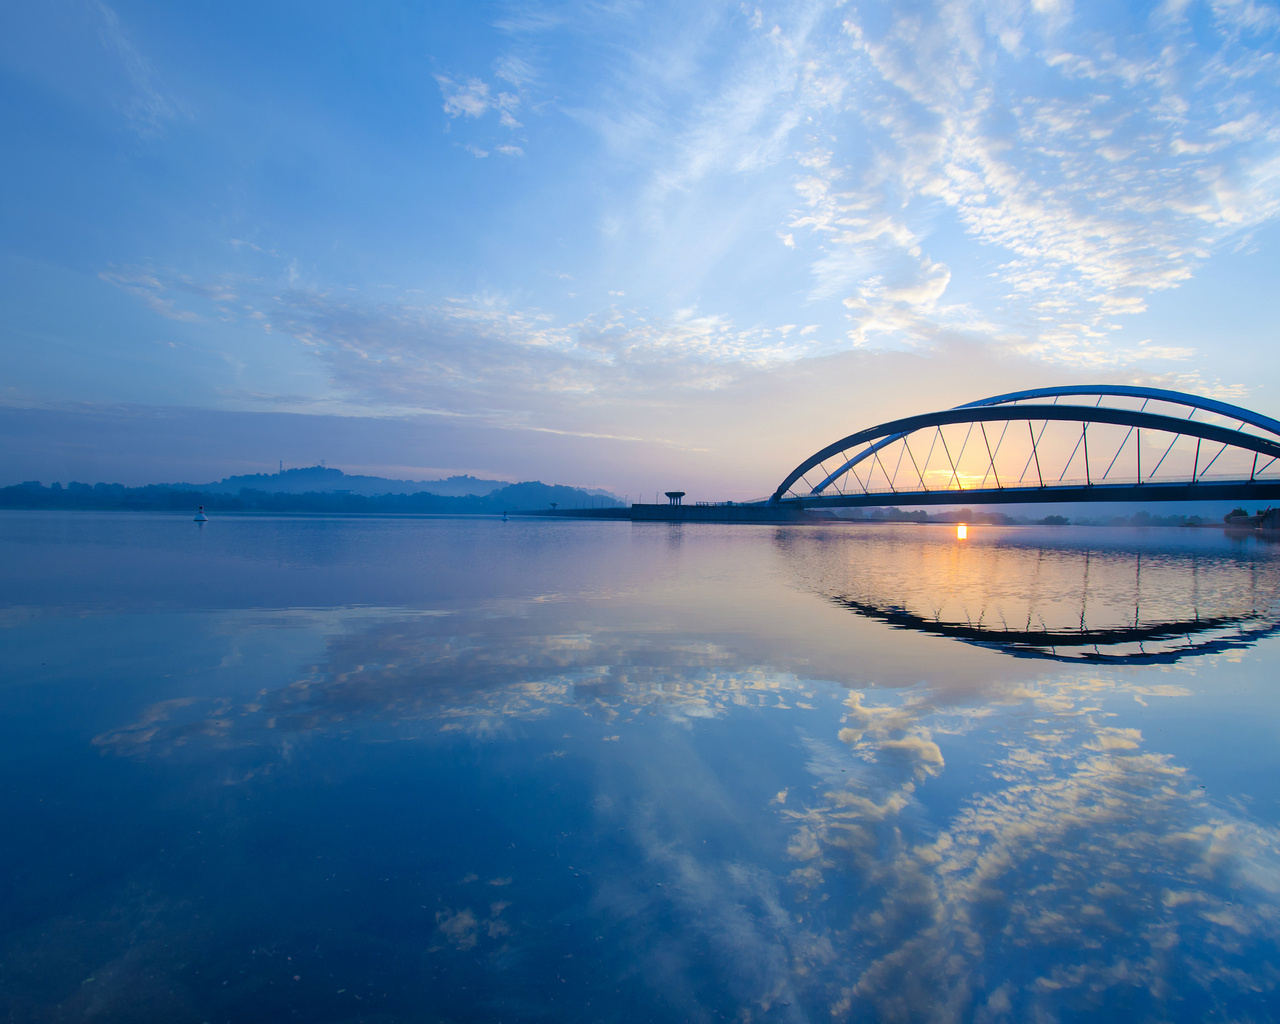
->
[768,385,1280,509]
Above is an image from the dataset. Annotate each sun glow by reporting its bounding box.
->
[957,524,968,540]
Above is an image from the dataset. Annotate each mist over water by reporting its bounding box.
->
[3,512,1279,1023]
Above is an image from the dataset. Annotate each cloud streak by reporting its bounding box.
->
[775,0,1280,363]
[93,0,185,135]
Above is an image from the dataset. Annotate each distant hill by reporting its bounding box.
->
[176,466,511,497]
[0,473,626,515]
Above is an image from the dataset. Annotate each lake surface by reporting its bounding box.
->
[3,512,1280,1023]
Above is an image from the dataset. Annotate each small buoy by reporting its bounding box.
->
[194,506,208,522]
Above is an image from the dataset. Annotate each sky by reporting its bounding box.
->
[2,0,1280,499]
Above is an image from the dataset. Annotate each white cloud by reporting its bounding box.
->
[103,258,842,411]
[436,75,492,118]
[515,1,1221,374]
[759,0,1280,367]
[436,73,525,131]
[98,267,201,322]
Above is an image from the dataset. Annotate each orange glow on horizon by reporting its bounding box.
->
[957,523,968,540]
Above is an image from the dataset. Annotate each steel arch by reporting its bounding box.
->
[770,385,1280,506]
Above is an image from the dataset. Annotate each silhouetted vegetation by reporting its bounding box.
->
[0,479,622,515]
[840,507,1022,525]
[1074,510,1212,527]
[178,466,511,498]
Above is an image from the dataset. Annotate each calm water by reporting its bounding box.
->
[3,512,1280,1023]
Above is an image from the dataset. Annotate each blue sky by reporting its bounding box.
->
[2,0,1280,497]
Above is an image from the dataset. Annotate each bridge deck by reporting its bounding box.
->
[777,480,1280,510]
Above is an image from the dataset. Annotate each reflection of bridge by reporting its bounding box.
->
[834,596,1280,665]
[780,523,1280,664]
[769,385,1280,509]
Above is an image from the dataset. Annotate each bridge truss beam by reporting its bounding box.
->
[781,480,1280,510]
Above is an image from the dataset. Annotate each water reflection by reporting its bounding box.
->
[88,596,1280,1019]
[787,700,1280,1021]
[9,517,1280,1022]
[93,609,814,759]
[781,525,1280,662]
[829,596,1280,662]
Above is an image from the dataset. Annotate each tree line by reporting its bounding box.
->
[0,480,622,515]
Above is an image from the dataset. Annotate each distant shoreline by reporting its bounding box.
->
[0,479,625,517]
[2,506,1267,533]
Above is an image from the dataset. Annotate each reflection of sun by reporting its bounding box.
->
[956,524,967,540]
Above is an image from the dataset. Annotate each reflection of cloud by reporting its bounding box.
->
[432,901,512,951]
[609,819,810,1019]
[92,613,823,759]
[839,691,944,781]
[434,907,479,950]
[780,673,1280,1020]
[88,587,1280,1019]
